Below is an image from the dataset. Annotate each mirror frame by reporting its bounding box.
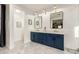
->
[50,11,63,29]
[34,16,42,29]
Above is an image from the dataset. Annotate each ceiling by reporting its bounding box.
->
[16,4,77,14]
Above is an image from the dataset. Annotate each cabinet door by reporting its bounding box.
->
[31,32,45,44]
[54,35,64,50]
[34,32,44,44]
[31,32,36,42]
[42,33,47,45]
[45,34,55,47]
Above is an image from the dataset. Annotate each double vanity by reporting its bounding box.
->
[31,31,64,50]
[30,11,64,50]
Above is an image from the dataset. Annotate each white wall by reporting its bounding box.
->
[13,5,25,42]
[6,4,10,49]
[6,5,26,49]
[24,15,34,44]
[6,4,34,49]
[6,5,15,49]
[64,6,79,49]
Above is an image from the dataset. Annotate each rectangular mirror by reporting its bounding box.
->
[34,16,42,29]
[50,11,63,29]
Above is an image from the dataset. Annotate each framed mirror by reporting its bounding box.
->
[50,11,63,29]
[28,19,32,25]
[34,16,42,29]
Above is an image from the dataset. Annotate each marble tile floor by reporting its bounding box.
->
[0,42,70,54]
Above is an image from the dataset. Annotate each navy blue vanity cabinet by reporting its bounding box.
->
[31,32,64,50]
[31,32,44,44]
[54,34,64,50]
[41,33,47,45]
[35,32,44,44]
[31,32,36,42]
[46,34,55,47]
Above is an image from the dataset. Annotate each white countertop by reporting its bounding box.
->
[31,30,64,35]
